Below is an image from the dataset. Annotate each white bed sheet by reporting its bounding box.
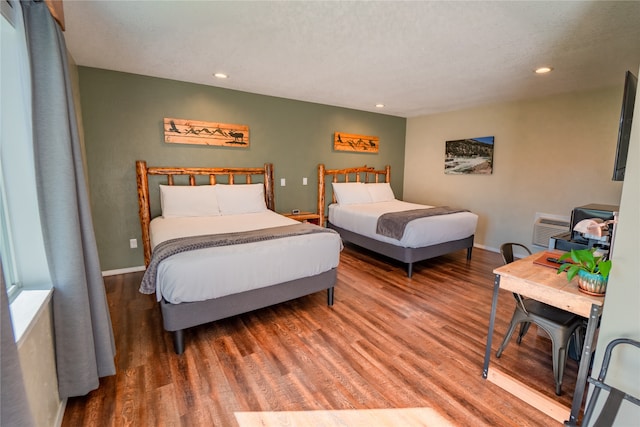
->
[150,211,342,304]
[328,200,477,248]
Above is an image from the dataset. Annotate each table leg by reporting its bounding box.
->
[565,303,602,426]
[483,274,501,378]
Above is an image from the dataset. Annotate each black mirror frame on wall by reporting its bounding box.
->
[612,70,637,182]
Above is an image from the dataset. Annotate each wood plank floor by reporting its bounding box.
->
[62,244,583,426]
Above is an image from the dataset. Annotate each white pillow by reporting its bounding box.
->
[331,182,372,205]
[216,183,268,215]
[159,185,220,218]
[367,182,396,202]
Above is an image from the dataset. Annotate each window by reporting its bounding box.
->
[1,0,51,303]
[1,0,22,302]
[0,170,21,300]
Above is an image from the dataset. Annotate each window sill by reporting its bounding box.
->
[9,288,53,346]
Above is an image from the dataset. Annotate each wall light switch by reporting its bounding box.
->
[129,238,137,249]
[280,178,286,186]
[303,177,308,185]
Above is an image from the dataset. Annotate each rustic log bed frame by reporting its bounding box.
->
[136,160,336,354]
[317,164,473,278]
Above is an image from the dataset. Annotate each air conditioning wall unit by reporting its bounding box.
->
[532,216,570,247]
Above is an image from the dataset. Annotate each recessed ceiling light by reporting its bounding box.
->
[213,73,228,79]
[534,67,553,74]
[375,103,385,108]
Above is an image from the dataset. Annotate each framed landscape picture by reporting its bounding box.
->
[445,136,494,174]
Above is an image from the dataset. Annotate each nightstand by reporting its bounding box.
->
[281,211,321,225]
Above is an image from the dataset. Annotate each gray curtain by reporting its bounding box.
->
[21,0,116,398]
[1,261,36,427]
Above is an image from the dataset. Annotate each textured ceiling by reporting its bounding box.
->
[63,1,640,118]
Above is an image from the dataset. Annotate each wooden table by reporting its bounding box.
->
[482,251,604,426]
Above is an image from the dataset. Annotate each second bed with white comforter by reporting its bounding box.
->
[318,167,478,277]
[329,200,478,248]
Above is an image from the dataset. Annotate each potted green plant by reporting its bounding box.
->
[556,248,612,296]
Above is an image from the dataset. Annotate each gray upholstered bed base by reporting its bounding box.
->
[160,268,337,354]
[327,222,473,278]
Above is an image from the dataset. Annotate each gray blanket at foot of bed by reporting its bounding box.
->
[376,206,470,240]
[140,222,338,294]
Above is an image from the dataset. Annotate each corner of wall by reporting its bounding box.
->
[17,299,63,427]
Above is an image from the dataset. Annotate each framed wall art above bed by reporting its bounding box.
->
[163,117,250,148]
[333,132,379,153]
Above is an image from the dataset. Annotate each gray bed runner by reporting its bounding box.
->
[140,222,338,295]
[376,206,469,240]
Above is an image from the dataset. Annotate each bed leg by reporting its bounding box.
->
[327,287,334,306]
[407,263,413,278]
[467,246,473,260]
[172,330,185,355]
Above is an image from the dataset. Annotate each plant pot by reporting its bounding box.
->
[577,270,607,296]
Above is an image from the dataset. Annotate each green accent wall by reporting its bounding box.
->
[77,67,406,270]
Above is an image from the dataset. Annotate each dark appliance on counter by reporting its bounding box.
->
[549,204,619,255]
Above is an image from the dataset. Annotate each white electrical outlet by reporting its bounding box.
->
[303,177,308,185]
[280,178,286,186]
[129,238,137,249]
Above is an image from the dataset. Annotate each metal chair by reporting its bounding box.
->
[496,243,585,395]
[581,338,640,427]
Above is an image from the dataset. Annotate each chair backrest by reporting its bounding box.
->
[499,242,532,265]
[582,338,640,427]
[500,243,533,310]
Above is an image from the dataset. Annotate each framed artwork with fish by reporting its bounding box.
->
[333,132,379,153]
[164,118,250,148]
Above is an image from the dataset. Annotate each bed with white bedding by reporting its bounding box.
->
[136,161,341,354]
[148,212,341,304]
[317,164,477,277]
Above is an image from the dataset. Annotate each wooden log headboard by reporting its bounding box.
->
[136,160,275,266]
[317,164,390,227]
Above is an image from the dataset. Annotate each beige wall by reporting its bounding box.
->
[405,81,639,422]
[587,66,640,425]
[404,86,624,252]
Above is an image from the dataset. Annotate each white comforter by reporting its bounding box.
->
[328,200,477,248]
[149,211,342,304]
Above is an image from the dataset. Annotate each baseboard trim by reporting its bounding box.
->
[102,266,145,277]
[55,398,67,427]
[474,243,499,253]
